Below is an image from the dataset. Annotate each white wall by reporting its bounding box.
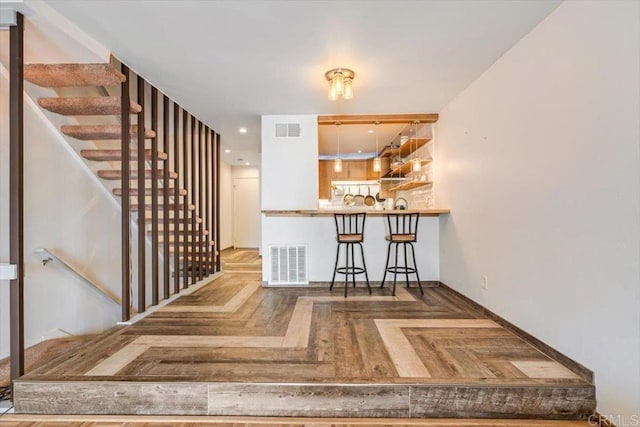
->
[0,71,121,359]
[219,161,233,250]
[261,115,318,210]
[436,0,640,419]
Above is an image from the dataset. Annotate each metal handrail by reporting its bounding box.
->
[35,247,135,313]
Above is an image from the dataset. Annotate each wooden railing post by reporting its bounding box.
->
[9,11,24,380]
[162,94,170,299]
[173,104,181,293]
[215,133,221,272]
[199,121,205,280]
[136,75,146,312]
[205,127,211,277]
[150,87,159,306]
[191,116,197,285]
[182,110,189,288]
[120,64,131,322]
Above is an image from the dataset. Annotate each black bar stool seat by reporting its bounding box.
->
[381,213,424,296]
[330,213,371,297]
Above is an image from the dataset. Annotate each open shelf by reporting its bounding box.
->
[389,180,433,192]
[386,159,432,177]
[379,138,431,158]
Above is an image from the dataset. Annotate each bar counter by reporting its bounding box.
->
[262,209,450,217]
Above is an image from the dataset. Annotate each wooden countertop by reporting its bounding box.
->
[262,209,450,217]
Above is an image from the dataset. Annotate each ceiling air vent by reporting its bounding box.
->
[269,245,308,285]
[275,123,301,138]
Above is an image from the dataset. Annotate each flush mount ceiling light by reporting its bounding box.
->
[325,68,355,101]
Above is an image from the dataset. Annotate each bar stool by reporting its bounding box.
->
[330,213,371,297]
[381,212,424,296]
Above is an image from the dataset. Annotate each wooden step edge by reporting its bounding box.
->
[24,63,126,87]
[113,187,187,196]
[80,149,167,161]
[38,97,142,116]
[97,170,177,180]
[152,229,209,236]
[130,203,195,211]
[61,125,156,140]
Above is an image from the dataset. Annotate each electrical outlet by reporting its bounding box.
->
[481,275,488,290]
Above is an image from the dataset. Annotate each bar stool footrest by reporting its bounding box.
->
[336,266,366,275]
[385,266,417,274]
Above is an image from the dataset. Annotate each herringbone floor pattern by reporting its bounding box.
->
[22,250,585,386]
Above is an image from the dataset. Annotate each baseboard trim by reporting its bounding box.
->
[262,281,440,288]
[437,281,594,384]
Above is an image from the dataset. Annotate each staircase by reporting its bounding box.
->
[23,59,219,316]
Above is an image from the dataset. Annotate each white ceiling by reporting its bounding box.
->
[46,0,560,166]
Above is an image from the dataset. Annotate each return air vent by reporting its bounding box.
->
[275,123,301,138]
[269,245,308,285]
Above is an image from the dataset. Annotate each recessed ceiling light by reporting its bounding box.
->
[224,149,231,153]
[368,130,374,134]
[245,162,250,166]
[239,127,247,134]
[357,149,362,153]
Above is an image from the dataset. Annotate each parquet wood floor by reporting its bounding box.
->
[13,250,595,418]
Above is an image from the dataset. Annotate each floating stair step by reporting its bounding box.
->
[160,236,214,244]
[81,149,167,161]
[61,125,156,140]
[38,96,142,116]
[155,223,209,236]
[157,227,209,235]
[97,169,178,180]
[130,203,195,212]
[159,216,203,224]
[24,63,126,87]
[169,245,211,253]
[113,187,187,196]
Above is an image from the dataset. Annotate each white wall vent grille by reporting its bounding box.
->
[275,123,301,138]
[268,245,308,285]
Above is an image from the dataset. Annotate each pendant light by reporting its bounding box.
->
[411,120,422,175]
[372,121,381,172]
[334,122,342,173]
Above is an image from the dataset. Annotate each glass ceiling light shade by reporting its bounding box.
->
[325,68,355,101]
[334,121,342,172]
[373,121,381,172]
[373,157,381,173]
[411,120,421,175]
[334,158,343,173]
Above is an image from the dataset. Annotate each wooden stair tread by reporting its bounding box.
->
[38,97,141,116]
[157,216,203,224]
[97,170,178,180]
[24,63,126,87]
[157,225,203,233]
[169,245,212,252]
[153,228,208,235]
[130,203,195,211]
[61,125,156,140]
[159,236,213,243]
[81,149,167,161]
[113,187,187,196]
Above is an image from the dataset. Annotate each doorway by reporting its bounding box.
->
[233,177,260,248]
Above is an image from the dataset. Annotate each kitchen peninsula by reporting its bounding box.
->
[260,114,449,286]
